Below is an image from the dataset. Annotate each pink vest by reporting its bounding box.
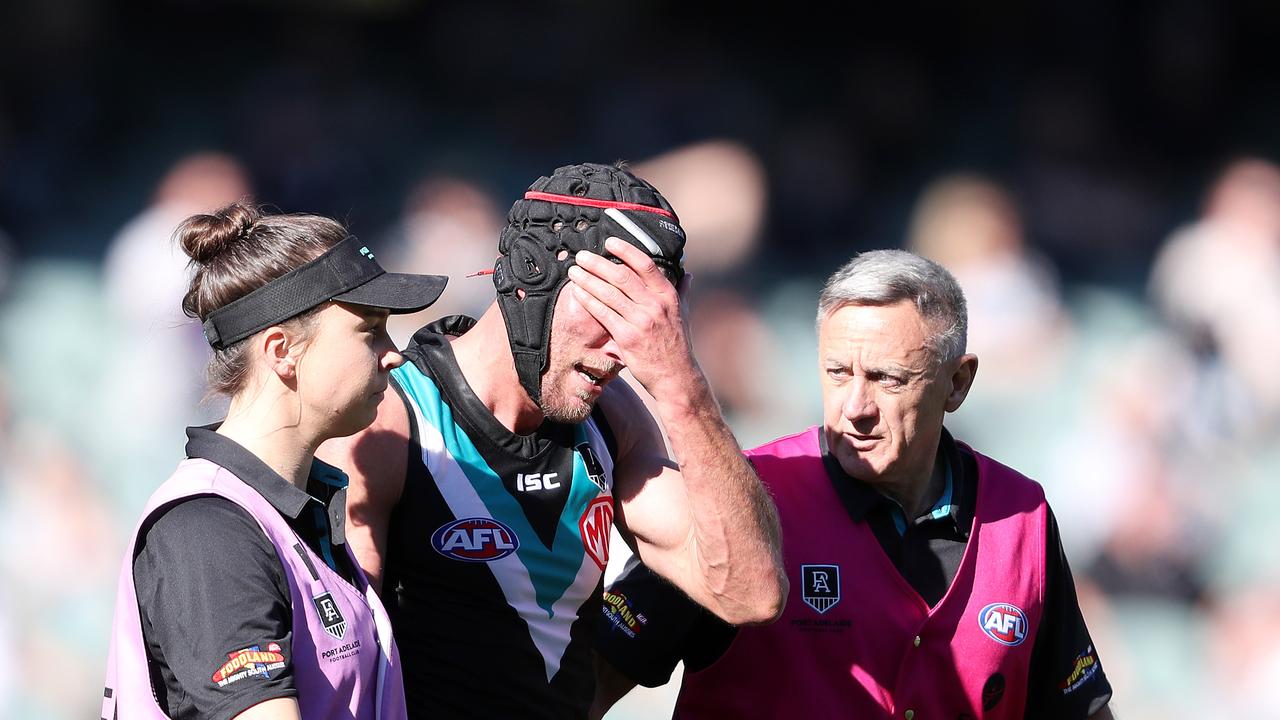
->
[677,427,1046,720]
[102,458,406,720]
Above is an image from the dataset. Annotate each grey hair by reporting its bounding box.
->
[817,249,968,364]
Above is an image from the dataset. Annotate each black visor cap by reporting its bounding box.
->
[334,269,446,313]
[201,236,447,350]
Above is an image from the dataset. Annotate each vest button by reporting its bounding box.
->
[913,635,921,647]
[904,710,915,720]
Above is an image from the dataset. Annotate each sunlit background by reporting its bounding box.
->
[2,2,1279,718]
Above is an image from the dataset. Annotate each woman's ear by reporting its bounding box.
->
[259,325,297,381]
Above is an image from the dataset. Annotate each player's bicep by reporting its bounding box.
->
[600,384,693,569]
[317,386,410,593]
[614,463,692,568]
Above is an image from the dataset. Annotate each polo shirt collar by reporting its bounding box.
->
[821,426,972,536]
[184,424,333,520]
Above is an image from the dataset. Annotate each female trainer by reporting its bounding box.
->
[102,202,446,720]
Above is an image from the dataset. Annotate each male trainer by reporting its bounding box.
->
[595,250,1113,719]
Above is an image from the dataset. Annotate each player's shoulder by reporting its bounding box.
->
[598,374,649,418]
[596,377,663,460]
[599,376,666,437]
[316,386,411,502]
[375,376,413,435]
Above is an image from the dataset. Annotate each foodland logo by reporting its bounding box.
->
[211,643,286,685]
[978,602,1028,646]
[601,590,648,638]
[432,518,520,562]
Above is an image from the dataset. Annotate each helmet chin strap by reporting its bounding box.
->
[494,272,565,405]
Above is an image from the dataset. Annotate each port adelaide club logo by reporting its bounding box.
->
[801,564,841,614]
[978,602,1028,646]
[313,592,347,640]
[432,517,521,562]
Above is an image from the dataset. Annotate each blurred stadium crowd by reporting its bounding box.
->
[3,2,1280,718]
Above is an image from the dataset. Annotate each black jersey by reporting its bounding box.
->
[384,317,617,719]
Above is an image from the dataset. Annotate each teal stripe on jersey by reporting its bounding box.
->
[392,364,603,615]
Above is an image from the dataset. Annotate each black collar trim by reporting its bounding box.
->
[184,424,321,520]
[404,315,575,458]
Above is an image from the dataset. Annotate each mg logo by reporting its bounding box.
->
[978,603,1028,646]
[801,564,841,614]
[579,497,614,570]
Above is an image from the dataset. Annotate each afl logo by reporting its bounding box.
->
[432,518,520,562]
[978,603,1028,646]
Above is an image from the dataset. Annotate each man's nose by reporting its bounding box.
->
[841,379,877,423]
[601,337,623,363]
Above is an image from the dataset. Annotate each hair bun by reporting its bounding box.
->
[177,202,260,265]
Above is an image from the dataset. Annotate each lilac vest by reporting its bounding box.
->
[677,427,1046,719]
[102,458,406,720]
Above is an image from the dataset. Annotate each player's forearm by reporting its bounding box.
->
[652,377,786,624]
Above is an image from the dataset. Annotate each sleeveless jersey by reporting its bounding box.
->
[103,458,405,720]
[385,319,616,719]
[677,427,1047,720]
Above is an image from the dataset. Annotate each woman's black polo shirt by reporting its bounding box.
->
[130,426,357,720]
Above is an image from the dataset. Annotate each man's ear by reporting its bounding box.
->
[944,353,979,413]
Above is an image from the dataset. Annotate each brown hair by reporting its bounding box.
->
[177,202,348,396]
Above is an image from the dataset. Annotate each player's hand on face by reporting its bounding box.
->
[567,237,698,395]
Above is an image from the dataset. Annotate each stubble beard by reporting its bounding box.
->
[537,350,618,425]
[538,381,594,424]
[542,389,596,422]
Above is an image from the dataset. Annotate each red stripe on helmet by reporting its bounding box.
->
[523,191,676,219]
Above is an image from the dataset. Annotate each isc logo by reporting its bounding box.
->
[432,518,520,562]
[579,497,614,570]
[978,602,1028,646]
[515,472,560,492]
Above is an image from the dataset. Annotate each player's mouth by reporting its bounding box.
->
[575,363,620,389]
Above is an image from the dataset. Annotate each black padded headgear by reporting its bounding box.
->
[494,162,686,404]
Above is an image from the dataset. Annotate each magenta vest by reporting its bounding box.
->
[102,458,406,720]
[677,427,1046,720]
